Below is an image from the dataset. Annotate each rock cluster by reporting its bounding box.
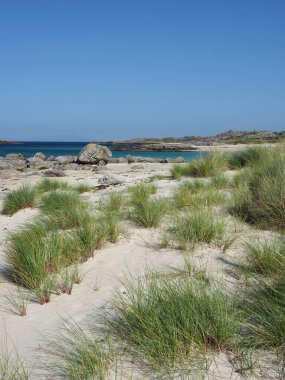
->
[0,143,184,172]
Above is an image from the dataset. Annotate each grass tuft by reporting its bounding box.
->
[105,271,241,374]
[2,185,37,215]
[173,210,226,249]
[46,321,114,380]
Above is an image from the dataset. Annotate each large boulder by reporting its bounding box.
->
[77,143,112,164]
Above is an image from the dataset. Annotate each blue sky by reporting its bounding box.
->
[0,0,284,141]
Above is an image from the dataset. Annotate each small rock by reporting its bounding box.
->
[166,156,185,163]
[27,157,50,169]
[97,160,107,166]
[108,158,120,163]
[56,155,77,165]
[34,152,46,160]
[44,169,66,177]
[98,174,124,186]
[131,164,145,170]
[5,153,24,160]
[46,156,55,161]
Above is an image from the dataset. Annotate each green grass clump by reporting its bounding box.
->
[231,146,285,229]
[100,191,124,213]
[2,185,37,215]
[243,274,285,353]
[6,226,64,289]
[210,174,230,189]
[36,179,69,194]
[40,190,90,229]
[174,210,226,248]
[227,146,268,169]
[129,183,157,204]
[170,164,187,180]
[72,183,93,193]
[132,197,167,228]
[40,190,83,214]
[0,344,30,380]
[46,321,114,380]
[242,238,285,277]
[105,272,240,374]
[174,183,225,209]
[171,152,228,179]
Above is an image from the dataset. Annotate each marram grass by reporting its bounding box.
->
[2,185,37,215]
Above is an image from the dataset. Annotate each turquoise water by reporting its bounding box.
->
[0,142,204,161]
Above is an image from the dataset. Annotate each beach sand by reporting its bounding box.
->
[0,163,261,378]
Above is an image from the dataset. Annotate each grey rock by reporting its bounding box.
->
[34,152,46,160]
[27,157,51,169]
[131,164,145,170]
[0,159,27,170]
[108,158,120,163]
[56,155,77,165]
[46,156,55,161]
[9,159,27,170]
[98,174,123,186]
[0,161,11,170]
[166,156,185,163]
[5,153,24,160]
[44,169,66,177]
[97,160,107,166]
[77,143,112,164]
[126,155,158,163]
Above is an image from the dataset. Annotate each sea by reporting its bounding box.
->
[0,142,204,161]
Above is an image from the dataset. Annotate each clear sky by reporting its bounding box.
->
[0,0,284,141]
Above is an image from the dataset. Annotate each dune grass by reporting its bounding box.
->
[231,146,285,229]
[36,179,69,194]
[46,321,114,380]
[104,271,241,374]
[226,146,269,169]
[171,152,228,179]
[173,210,226,249]
[0,345,30,380]
[174,183,225,209]
[2,185,37,215]
[99,191,124,213]
[242,237,285,277]
[129,183,157,204]
[131,197,167,228]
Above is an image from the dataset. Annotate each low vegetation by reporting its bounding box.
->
[2,185,37,215]
[173,210,226,249]
[46,321,114,380]
[104,271,241,375]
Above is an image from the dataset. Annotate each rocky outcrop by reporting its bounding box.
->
[77,143,112,164]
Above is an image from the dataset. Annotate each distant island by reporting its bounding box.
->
[96,129,285,151]
[0,140,18,144]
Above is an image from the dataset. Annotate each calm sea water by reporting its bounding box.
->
[0,142,204,161]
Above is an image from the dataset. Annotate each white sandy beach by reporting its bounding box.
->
[0,162,270,379]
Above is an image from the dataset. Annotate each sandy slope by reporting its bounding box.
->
[0,163,252,379]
